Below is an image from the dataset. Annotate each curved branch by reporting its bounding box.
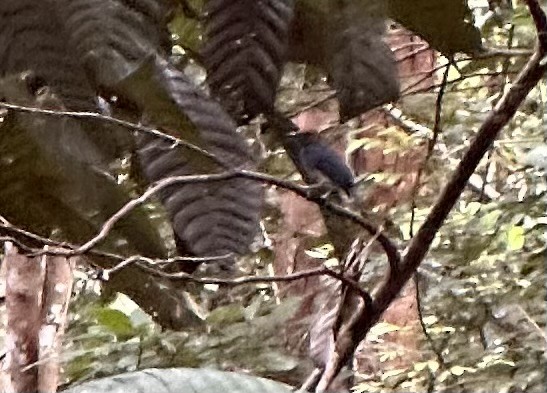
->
[129,263,372,301]
[0,101,400,267]
[57,169,400,268]
[0,101,222,165]
[316,1,547,388]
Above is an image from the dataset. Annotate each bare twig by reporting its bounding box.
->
[0,216,128,262]
[313,237,377,391]
[1,231,372,303]
[392,41,429,53]
[285,91,337,118]
[35,169,399,268]
[99,254,234,279]
[475,46,534,58]
[409,61,450,236]
[402,70,520,97]
[2,217,373,302]
[0,236,41,255]
[131,262,373,301]
[0,100,400,266]
[479,16,516,202]
[0,215,216,265]
[1,230,372,301]
[413,273,446,368]
[0,101,222,165]
[397,44,434,64]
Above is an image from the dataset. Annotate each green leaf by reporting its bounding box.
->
[94,308,135,339]
[255,351,299,373]
[63,367,294,393]
[506,226,525,251]
[450,365,476,376]
[110,293,153,327]
[206,304,246,326]
[169,1,204,53]
[0,73,168,259]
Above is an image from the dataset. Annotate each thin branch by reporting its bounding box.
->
[479,19,516,202]
[382,107,501,200]
[0,101,400,266]
[0,101,223,166]
[431,62,450,152]
[392,41,430,53]
[413,273,446,368]
[397,44,434,64]
[312,237,377,391]
[43,169,400,268]
[2,167,398,269]
[399,47,532,94]
[1,227,374,302]
[2,176,399,275]
[410,62,450,237]
[121,262,372,300]
[475,46,534,58]
[402,62,450,95]
[285,91,337,118]
[98,254,234,279]
[0,236,38,255]
[0,216,216,265]
[402,70,520,97]
[0,217,120,261]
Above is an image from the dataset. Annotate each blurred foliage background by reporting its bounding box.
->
[1,0,546,392]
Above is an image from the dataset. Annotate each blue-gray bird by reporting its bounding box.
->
[288,133,354,196]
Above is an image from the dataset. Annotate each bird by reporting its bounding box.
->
[288,132,354,196]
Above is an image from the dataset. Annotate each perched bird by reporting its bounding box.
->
[288,132,354,196]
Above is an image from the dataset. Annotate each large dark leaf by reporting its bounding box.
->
[288,0,482,117]
[288,0,399,119]
[57,0,263,261]
[0,0,130,158]
[55,0,173,86]
[0,1,166,258]
[291,0,482,59]
[134,61,263,264]
[287,0,328,66]
[0,1,94,109]
[202,0,294,123]
[327,1,400,120]
[0,76,167,259]
[64,368,293,393]
[388,0,483,55]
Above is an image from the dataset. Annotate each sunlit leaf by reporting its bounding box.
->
[94,308,135,339]
[207,304,246,326]
[506,226,525,251]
